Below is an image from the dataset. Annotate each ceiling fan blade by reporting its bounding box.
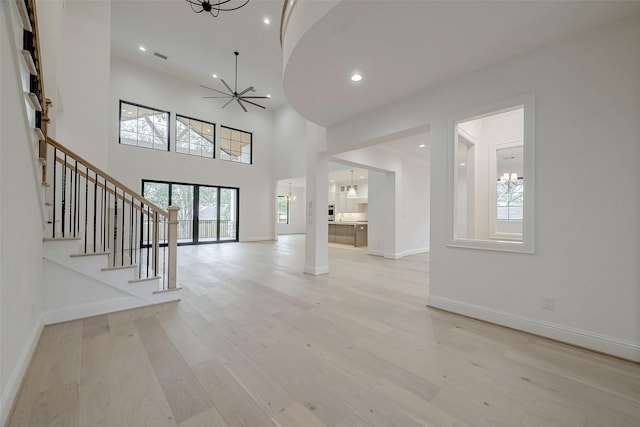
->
[220,79,234,95]
[240,98,266,109]
[237,86,254,97]
[202,96,233,99]
[200,84,230,96]
[221,98,235,109]
[236,98,248,112]
[241,96,270,99]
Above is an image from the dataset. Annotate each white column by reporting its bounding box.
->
[304,122,329,275]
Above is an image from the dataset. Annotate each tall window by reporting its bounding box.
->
[143,180,239,245]
[497,176,523,221]
[220,126,252,164]
[119,101,169,151]
[277,196,289,224]
[175,115,215,158]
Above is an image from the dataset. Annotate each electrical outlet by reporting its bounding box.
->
[543,296,555,311]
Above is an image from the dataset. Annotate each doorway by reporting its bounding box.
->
[142,179,239,245]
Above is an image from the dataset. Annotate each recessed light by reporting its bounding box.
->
[139,46,146,52]
[263,17,270,24]
[212,73,218,78]
[459,162,466,166]
[266,94,271,98]
[351,73,362,82]
[418,144,426,148]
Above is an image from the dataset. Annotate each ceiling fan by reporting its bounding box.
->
[201,51,270,112]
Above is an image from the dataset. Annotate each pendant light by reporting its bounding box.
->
[287,183,296,203]
[347,170,358,199]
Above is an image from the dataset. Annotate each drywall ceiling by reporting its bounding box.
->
[283,1,640,126]
[110,0,286,109]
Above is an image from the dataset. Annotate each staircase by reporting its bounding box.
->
[12,0,181,324]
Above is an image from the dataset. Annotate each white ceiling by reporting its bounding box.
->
[110,0,286,109]
[283,1,640,127]
[111,1,640,127]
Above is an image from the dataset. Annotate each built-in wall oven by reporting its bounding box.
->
[328,205,335,221]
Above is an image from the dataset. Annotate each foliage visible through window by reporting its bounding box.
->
[119,101,169,150]
[497,177,523,221]
[277,196,289,224]
[176,115,215,158]
[220,126,252,164]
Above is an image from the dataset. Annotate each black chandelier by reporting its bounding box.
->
[185,0,250,18]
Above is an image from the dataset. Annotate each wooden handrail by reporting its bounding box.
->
[54,156,162,215]
[47,137,169,218]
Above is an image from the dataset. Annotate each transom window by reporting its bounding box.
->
[175,115,215,158]
[119,101,169,151]
[220,126,252,164]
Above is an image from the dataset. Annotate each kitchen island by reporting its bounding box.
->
[328,222,368,247]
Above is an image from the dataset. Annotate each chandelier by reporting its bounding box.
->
[185,0,250,18]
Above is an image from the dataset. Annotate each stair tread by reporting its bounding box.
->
[101,264,138,271]
[70,251,110,258]
[43,236,81,241]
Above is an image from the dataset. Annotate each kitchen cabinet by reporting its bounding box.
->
[327,223,368,247]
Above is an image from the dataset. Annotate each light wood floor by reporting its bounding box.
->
[8,235,640,426]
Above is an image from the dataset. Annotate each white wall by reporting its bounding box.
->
[273,104,307,180]
[0,3,45,422]
[323,17,640,360]
[109,57,276,242]
[276,181,306,235]
[51,0,111,167]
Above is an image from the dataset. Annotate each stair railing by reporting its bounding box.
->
[45,137,179,291]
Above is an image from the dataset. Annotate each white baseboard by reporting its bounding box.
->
[427,295,640,362]
[304,265,329,275]
[0,315,43,426]
[382,247,429,259]
[367,249,384,257]
[400,247,429,257]
[42,296,148,325]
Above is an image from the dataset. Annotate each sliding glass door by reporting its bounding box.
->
[143,180,239,245]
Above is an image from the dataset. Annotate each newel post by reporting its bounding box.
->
[167,206,180,289]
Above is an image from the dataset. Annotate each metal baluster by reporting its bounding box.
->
[61,154,67,237]
[93,171,97,252]
[84,165,88,252]
[138,204,142,280]
[52,147,57,238]
[106,189,110,258]
[163,217,167,290]
[113,186,118,267]
[73,160,78,237]
[121,189,125,267]
[69,160,74,236]
[129,195,134,266]
[146,205,151,277]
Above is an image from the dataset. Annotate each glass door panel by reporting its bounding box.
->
[198,186,218,243]
[219,188,237,241]
[171,184,195,243]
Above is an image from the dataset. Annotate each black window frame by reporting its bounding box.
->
[219,125,253,165]
[141,179,240,246]
[119,100,171,151]
[175,114,216,159]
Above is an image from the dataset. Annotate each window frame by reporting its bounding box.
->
[277,195,290,224]
[219,125,253,165]
[175,114,216,159]
[446,93,535,254]
[119,100,170,151]
[142,179,240,245]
